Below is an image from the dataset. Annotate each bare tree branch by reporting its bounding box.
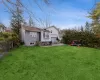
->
[1,0,51,28]
[2,0,15,15]
[43,0,50,5]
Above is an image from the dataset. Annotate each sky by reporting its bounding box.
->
[0,0,99,29]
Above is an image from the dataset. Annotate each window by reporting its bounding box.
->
[30,32,37,37]
[43,32,49,39]
[51,30,52,33]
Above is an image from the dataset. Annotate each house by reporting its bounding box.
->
[45,26,61,44]
[5,27,12,32]
[21,26,61,46]
[21,26,51,46]
[0,24,6,32]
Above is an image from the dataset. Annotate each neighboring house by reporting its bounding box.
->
[0,24,6,32]
[5,27,12,32]
[45,26,61,44]
[21,26,51,46]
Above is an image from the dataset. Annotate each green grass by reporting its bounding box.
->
[0,46,100,80]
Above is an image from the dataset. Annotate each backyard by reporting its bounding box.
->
[0,46,100,80]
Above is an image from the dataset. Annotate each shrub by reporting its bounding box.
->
[62,30,100,48]
[0,32,20,50]
[35,41,40,46]
[2,32,12,38]
[0,37,5,41]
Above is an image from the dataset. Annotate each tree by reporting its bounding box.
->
[1,0,50,15]
[38,14,51,28]
[85,22,91,32]
[29,17,35,27]
[62,29,100,48]
[1,0,50,28]
[10,0,24,39]
[0,23,5,28]
[0,23,5,32]
[89,2,100,34]
[81,26,84,32]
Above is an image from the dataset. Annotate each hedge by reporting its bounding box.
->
[0,32,20,53]
[62,30,100,48]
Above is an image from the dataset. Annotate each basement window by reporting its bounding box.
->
[30,43,34,45]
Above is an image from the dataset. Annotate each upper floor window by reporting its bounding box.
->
[43,32,49,39]
[30,32,37,37]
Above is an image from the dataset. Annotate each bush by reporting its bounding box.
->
[35,41,40,46]
[62,30,100,48]
[0,37,5,41]
[2,32,12,38]
[0,32,20,51]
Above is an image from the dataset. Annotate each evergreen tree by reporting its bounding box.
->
[11,0,24,38]
[29,17,35,27]
[85,22,91,32]
[81,26,84,32]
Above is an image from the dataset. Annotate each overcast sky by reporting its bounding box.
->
[0,0,99,29]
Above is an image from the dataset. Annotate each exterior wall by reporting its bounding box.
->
[24,31,39,46]
[46,27,60,38]
[20,27,25,42]
[41,31,51,42]
[0,27,5,32]
[46,27,61,43]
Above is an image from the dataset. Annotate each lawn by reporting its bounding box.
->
[0,46,100,80]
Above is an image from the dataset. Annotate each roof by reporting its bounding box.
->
[23,26,41,32]
[45,26,60,32]
[5,27,12,32]
[22,26,50,32]
[5,29,12,32]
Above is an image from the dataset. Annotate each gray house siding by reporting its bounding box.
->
[41,31,51,42]
[24,31,40,46]
[0,27,5,32]
[20,27,25,42]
